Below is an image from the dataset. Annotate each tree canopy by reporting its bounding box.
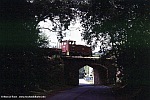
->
[76,0,150,86]
[0,0,39,49]
[30,0,150,86]
[0,0,150,89]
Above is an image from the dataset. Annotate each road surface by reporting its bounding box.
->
[45,85,115,100]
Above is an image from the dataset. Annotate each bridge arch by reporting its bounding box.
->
[79,65,94,85]
[62,57,108,86]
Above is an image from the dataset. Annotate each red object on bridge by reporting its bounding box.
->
[61,40,92,56]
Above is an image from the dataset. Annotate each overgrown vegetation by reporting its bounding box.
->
[0,0,149,96]
[0,48,64,95]
[78,0,150,87]
[0,0,65,95]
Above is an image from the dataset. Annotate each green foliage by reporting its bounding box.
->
[33,0,78,41]
[0,49,64,95]
[0,0,45,48]
[1,0,149,95]
[0,0,66,95]
[77,0,150,86]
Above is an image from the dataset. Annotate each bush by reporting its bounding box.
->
[0,48,64,95]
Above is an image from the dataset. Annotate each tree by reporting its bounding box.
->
[1,0,149,95]
[0,0,69,95]
[77,0,150,86]
[0,0,39,48]
[29,0,150,87]
[33,0,81,41]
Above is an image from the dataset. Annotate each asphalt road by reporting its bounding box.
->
[45,85,116,100]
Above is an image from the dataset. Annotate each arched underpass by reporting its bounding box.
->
[62,57,108,86]
[79,65,94,85]
[47,57,113,100]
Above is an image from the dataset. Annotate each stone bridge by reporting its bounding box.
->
[62,56,116,86]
